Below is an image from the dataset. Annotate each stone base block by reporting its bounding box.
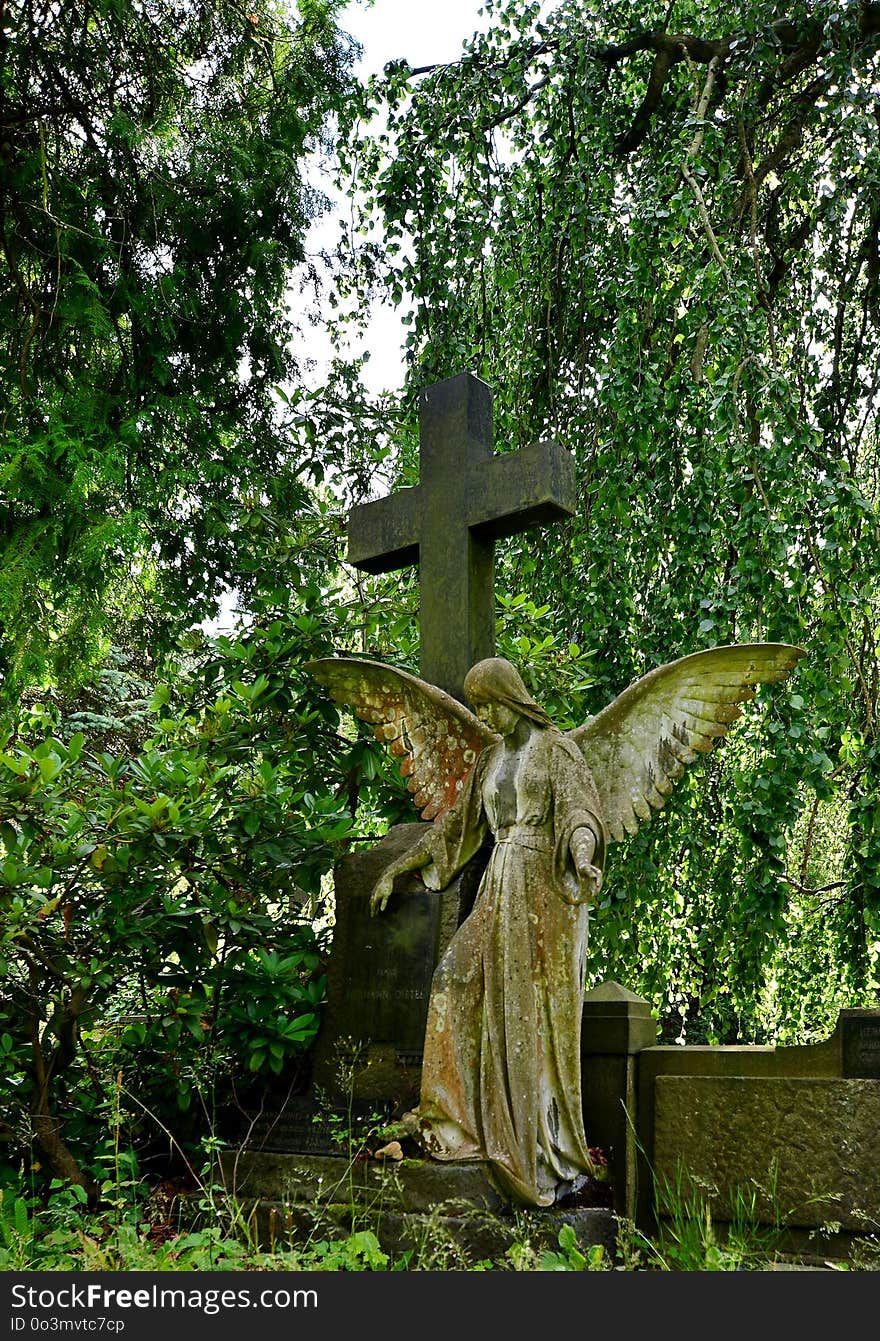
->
[221,1149,507,1213]
[217,1150,618,1266]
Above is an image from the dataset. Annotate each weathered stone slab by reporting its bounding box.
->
[335,1205,617,1266]
[240,1200,618,1266]
[653,1076,880,1231]
[308,822,489,1108]
[221,1150,506,1213]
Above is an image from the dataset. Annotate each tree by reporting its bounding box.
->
[1,0,355,693]
[331,0,880,1041]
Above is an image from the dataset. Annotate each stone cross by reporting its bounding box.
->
[347,372,577,698]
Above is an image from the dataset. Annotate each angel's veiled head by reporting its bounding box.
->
[463,658,555,733]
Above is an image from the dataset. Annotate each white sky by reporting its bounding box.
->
[340,0,493,74]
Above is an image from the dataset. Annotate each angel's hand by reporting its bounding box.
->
[578,862,603,903]
[370,844,429,916]
[370,873,395,917]
[571,826,597,874]
[571,827,602,902]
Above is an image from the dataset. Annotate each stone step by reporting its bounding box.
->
[220,1150,508,1213]
[238,1197,618,1266]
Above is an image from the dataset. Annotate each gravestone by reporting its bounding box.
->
[302,372,577,1126]
[308,823,491,1109]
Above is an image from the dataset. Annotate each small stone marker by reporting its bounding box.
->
[841,1008,880,1078]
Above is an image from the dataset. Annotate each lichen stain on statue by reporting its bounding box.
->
[308,641,805,1208]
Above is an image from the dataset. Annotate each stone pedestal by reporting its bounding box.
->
[580,981,658,1221]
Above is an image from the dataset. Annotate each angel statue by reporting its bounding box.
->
[308,642,804,1208]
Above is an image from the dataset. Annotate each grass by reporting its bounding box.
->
[2,1149,865,1273]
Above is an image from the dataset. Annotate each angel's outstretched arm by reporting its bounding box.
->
[550,737,607,904]
[370,838,434,917]
[370,756,490,915]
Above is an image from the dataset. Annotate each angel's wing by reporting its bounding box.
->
[306,656,497,820]
[568,643,806,842]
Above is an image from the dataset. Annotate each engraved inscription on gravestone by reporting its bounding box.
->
[234,1097,388,1156]
[339,878,443,1058]
[841,1009,880,1079]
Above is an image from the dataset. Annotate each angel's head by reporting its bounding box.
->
[463,658,555,737]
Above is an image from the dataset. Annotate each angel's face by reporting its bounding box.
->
[473,699,519,737]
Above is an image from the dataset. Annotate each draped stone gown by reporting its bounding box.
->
[411,724,607,1207]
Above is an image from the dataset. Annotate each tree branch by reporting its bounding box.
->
[403,10,880,164]
[778,874,848,897]
[679,54,731,281]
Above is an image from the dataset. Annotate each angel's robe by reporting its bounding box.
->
[408,722,607,1207]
